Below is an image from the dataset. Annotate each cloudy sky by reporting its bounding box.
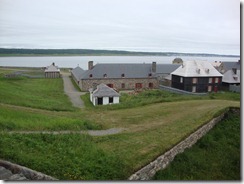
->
[0,0,240,55]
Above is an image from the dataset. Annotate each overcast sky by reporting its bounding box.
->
[0,0,240,55]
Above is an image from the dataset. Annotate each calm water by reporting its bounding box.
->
[0,56,239,70]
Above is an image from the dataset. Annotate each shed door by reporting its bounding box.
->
[98,97,103,105]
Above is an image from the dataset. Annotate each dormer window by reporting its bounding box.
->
[121,73,125,78]
[148,73,152,77]
[89,74,93,78]
[103,74,107,78]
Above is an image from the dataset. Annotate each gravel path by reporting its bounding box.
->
[7,128,125,136]
[62,72,85,108]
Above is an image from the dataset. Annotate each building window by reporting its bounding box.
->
[121,73,125,78]
[209,78,212,83]
[107,84,113,88]
[135,83,142,89]
[192,86,196,92]
[149,83,153,88]
[121,83,125,89]
[232,68,237,74]
[109,97,113,103]
[208,86,212,92]
[215,78,218,83]
[192,78,198,84]
[180,77,183,83]
[89,74,93,78]
[103,74,107,78]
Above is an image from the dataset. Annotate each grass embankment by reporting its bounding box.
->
[81,89,240,110]
[0,76,74,111]
[0,68,241,180]
[153,110,240,180]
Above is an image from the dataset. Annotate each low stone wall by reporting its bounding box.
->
[128,110,230,180]
[0,160,57,180]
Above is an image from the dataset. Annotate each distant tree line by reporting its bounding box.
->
[0,48,239,57]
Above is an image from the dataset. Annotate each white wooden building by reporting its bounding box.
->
[89,83,120,106]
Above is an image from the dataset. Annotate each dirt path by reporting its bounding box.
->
[7,128,125,136]
[61,72,85,108]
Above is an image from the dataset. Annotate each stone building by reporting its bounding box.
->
[44,63,60,78]
[217,60,240,86]
[71,61,180,91]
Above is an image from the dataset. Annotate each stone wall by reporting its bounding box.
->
[128,109,231,180]
[0,160,57,180]
[81,78,159,91]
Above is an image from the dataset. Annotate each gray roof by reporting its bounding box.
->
[220,61,240,71]
[222,69,240,83]
[79,63,180,79]
[92,83,120,97]
[81,63,153,79]
[156,64,181,73]
[71,66,85,81]
[45,64,60,72]
[171,60,223,77]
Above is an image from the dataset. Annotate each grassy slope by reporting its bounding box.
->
[0,100,239,179]
[0,77,75,111]
[0,68,241,180]
[153,110,240,180]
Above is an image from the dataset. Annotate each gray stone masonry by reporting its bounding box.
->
[0,160,57,180]
[128,109,235,180]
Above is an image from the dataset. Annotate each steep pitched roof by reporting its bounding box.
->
[80,63,154,79]
[45,64,60,72]
[92,83,120,97]
[220,61,240,71]
[171,60,222,77]
[71,66,85,81]
[156,64,181,74]
[222,69,240,83]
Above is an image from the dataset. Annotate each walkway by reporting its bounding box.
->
[62,72,85,108]
[7,128,125,136]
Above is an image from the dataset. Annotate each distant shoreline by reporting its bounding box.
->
[0,48,240,58]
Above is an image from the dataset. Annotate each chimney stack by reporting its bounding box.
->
[152,62,156,73]
[88,61,93,70]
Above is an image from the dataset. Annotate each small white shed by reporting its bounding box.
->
[89,83,120,106]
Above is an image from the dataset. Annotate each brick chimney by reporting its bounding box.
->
[152,62,156,73]
[88,61,93,70]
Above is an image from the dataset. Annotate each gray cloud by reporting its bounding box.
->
[0,0,240,55]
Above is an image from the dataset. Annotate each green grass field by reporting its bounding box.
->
[153,110,240,180]
[0,67,241,180]
[0,76,75,111]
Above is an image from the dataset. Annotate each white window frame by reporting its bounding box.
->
[180,77,183,83]
[215,77,218,83]
[209,78,212,83]
[208,86,212,92]
[192,78,197,84]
